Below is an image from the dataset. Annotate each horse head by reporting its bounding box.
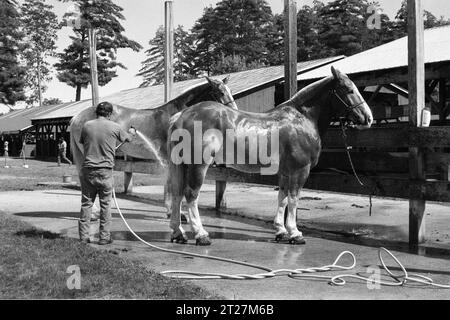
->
[330,66,373,129]
[205,76,238,110]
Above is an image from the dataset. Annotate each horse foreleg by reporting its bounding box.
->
[274,176,289,242]
[285,166,310,245]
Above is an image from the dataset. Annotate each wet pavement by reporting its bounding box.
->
[1,189,450,299]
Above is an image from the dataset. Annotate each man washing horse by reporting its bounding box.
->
[78,102,136,245]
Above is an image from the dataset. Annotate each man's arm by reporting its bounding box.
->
[116,125,136,143]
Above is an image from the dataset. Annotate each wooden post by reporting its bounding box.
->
[284,0,297,101]
[408,0,427,245]
[164,0,174,102]
[163,0,174,206]
[439,79,447,123]
[216,180,227,210]
[283,0,297,219]
[88,28,99,107]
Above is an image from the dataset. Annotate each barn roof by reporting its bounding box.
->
[0,103,73,135]
[31,55,344,122]
[298,25,450,82]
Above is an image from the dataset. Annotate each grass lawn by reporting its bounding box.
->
[0,158,164,192]
[0,158,217,299]
[0,212,217,299]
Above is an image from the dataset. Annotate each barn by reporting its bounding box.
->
[0,103,74,157]
[29,55,343,159]
[298,25,450,125]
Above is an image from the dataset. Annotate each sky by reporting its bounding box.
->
[36,0,450,104]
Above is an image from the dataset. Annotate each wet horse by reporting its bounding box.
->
[167,67,373,246]
[70,77,238,215]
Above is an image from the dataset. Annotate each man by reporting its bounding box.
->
[3,141,8,157]
[57,137,72,166]
[79,102,136,245]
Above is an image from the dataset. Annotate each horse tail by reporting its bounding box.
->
[167,114,186,198]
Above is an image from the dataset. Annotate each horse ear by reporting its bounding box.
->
[222,75,230,84]
[331,66,340,80]
[205,76,214,85]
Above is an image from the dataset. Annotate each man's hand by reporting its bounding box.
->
[128,127,137,137]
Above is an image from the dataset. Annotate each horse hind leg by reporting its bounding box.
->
[168,164,188,244]
[185,165,211,246]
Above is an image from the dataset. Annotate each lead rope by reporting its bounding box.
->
[340,120,374,216]
[111,189,450,287]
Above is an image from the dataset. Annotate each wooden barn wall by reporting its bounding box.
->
[235,86,275,113]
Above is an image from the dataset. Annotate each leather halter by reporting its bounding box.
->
[221,97,236,107]
[333,89,366,111]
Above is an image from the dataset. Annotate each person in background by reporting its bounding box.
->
[57,137,72,166]
[3,141,8,157]
[78,102,136,245]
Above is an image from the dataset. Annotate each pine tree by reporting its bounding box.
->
[392,0,450,38]
[317,0,370,57]
[55,0,142,101]
[21,0,60,107]
[0,0,26,105]
[138,25,196,87]
[297,2,324,61]
[191,0,274,75]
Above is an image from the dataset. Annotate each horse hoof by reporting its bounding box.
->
[170,233,188,244]
[289,236,306,245]
[196,236,212,246]
[275,233,289,243]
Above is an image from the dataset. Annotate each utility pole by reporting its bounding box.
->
[88,28,99,107]
[164,0,174,103]
[284,0,297,101]
[407,0,427,245]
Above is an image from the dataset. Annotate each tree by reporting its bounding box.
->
[392,0,450,38]
[210,54,265,75]
[317,0,371,58]
[138,25,196,87]
[191,0,274,75]
[21,0,60,107]
[360,2,397,51]
[266,2,324,65]
[43,97,63,106]
[55,0,142,101]
[0,0,26,105]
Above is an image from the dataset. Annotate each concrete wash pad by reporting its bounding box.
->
[1,187,450,299]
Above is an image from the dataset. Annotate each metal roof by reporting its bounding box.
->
[0,103,73,134]
[31,55,344,122]
[298,25,450,81]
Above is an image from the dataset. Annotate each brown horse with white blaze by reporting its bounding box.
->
[167,67,373,246]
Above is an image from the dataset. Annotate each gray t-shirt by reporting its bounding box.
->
[80,118,130,169]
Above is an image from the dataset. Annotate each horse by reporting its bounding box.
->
[167,67,373,246]
[70,76,238,216]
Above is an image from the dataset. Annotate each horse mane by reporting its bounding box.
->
[166,81,211,110]
[290,75,335,106]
